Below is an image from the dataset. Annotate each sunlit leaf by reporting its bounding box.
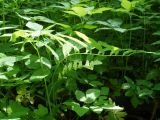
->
[30,67,50,81]
[75,90,86,102]
[121,0,132,11]
[71,7,87,17]
[26,21,43,31]
[86,89,100,103]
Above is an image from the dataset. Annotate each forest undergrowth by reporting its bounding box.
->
[0,0,160,120]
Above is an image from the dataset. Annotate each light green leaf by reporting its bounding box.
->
[75,90,86,102]
[86,89,100,103]
[90,60,102,66]
[71,7,87,17]
[64,11,77,16]
[75,31,91,43]
[0,26,18,31]
[0,56,16,66]
[121,0,132,11]
[83,24,97,29]
[107,19,123,27]
[26,21,43,31]
[62,43,73,57]
[103,105,123,110]
[114,28,127,33]
[58,34,87,48]
[90,106,103,114]
[0,74,8,80]
[11,30,29,42]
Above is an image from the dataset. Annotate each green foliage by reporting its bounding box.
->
[0,0,159,119]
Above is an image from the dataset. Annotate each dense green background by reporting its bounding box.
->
[0,0,160,119]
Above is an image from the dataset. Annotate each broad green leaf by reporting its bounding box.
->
[11,30,29,42]
[75,90,86,102]
[107,19,123,27]
[0,56,16,66]
[6,66,20,77]
[0,56,29,66]
[131,96,140,108]
[7,101,29,117]
[121,0,132,11]
[34,104,48,117]
[25,55,40,69]
[101,87,109,96]
[71,7,87,17]
[30,67,50,81]
[86,89,100,103]
[64,101,89,117]
[26,21,43,31]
